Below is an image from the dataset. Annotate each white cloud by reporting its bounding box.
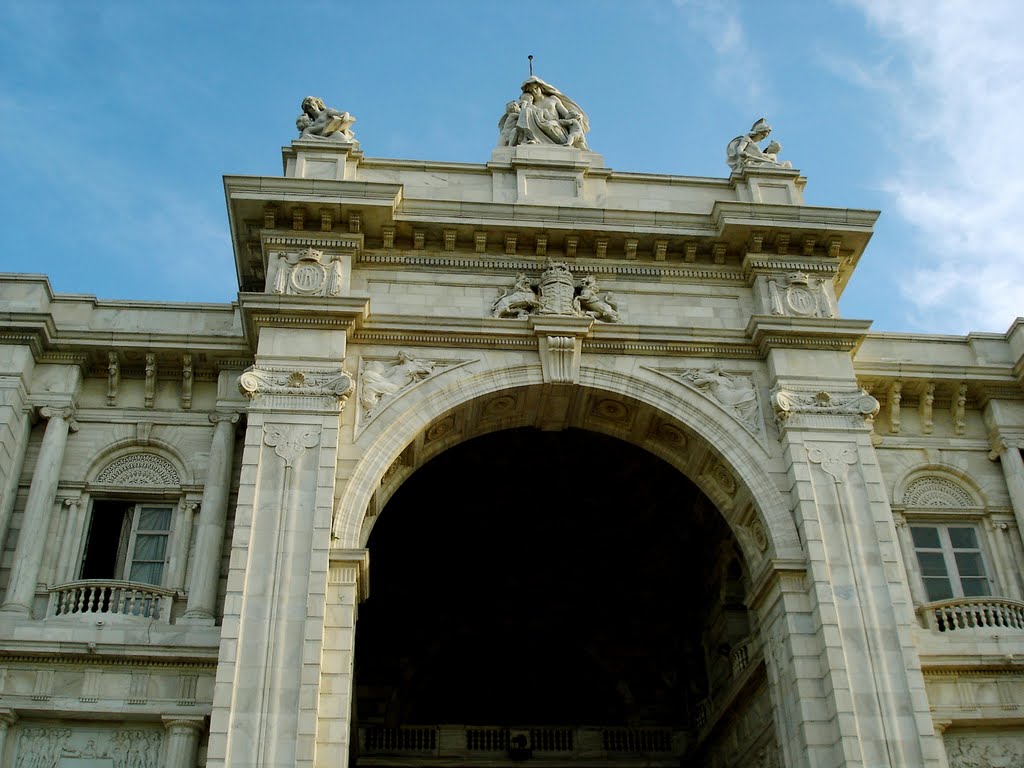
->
[672,0,760,101]
[847,0,1024,333]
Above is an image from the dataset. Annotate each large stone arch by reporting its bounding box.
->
[332,360,801,565]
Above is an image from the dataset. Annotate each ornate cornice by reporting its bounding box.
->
[747,316,872,356]
[770,385,879,431]
[239,365,353,410]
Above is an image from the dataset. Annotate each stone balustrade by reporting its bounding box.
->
[47,580,176,622]
[360,725,684,760]
[922,597,1024,633]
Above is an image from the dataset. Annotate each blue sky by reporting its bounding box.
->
[1,1,1021,335]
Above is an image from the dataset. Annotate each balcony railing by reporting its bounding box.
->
[360,725,685,761]
[47,580,176,622]
[922,597,1024,633]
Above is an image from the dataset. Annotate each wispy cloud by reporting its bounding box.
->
[846,0,1024,333]
[671,0,760,102]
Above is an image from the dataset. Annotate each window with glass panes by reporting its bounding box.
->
[910,525,991,602]
[80,501,174,586]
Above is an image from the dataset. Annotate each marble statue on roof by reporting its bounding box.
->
[497,76,590,150]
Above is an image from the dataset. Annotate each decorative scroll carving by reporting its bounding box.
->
[888,380,902,433]
[920,382,935,434]
[674,365,761,434]
[96,453,180,486]
[497,75,589,150]
[726,117,792,171]
[493,263,621,322]
[360,351,436,417]
[296,96,356,141]
[144,353,157,409]
[107,351,119,406]
[263,424,320,468]
[807,444,858,484]
[267,247,347,297]
[770,386,879,429]
[951,382,967,435]
[14,726,162,768]
[768,272,834,318]
[181,354,193,409]
[903,477,975,508]
[946,736,1024,768]
[239,365,353,406]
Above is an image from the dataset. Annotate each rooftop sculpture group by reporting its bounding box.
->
[291,87,797,174]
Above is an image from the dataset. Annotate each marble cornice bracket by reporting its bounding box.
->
[529,315,594,385]
[239,365,354,411]
[329,547,370,602]
[237,292,370,349]
[746,315,872,357]
[770,383,879,434]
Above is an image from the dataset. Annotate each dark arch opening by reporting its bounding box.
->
[355,427,744,729]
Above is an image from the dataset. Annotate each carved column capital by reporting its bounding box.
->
[239,365,353,410]
[0,707,17,727]
[38,405,78,431]
[162,714,206,732]
[770,385,878,433]
[209,411,241,426]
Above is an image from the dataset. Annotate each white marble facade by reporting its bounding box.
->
[0,91,1021,768]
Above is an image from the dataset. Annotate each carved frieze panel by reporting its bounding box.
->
[945,733,1024,768]
[266,246,348,297]
[767,271,834,318]
[95,453,180,487]
[13,725,164,768]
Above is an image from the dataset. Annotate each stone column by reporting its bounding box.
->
[161,716,205,768]
[990,520,1023,600]
[989,435,1024,551]
[0,409,31,554]
[0,405,77,616]
[0,708,17,764]
[894,512,929,608]
[182,412,240,623]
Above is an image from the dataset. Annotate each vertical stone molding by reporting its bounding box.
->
[803,440,936,767]
[316,548,369,767]
[893,513,929,607]
[0,405,78,615]
[0,409,32,556]
[182,412,240,623]
[0,708,17,763]
[161,716,205,768]
[54,496,82,585]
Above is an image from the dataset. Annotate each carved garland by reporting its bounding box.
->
[95,453,180,486]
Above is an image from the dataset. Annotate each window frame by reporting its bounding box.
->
[909,522,995,602]
[79,498,178,587]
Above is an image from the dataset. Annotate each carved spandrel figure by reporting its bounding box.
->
[497,76,590,150]
[296,96,356,142]
[360,350,435,415]
[681,365,760,433]
[726,118,790,171]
